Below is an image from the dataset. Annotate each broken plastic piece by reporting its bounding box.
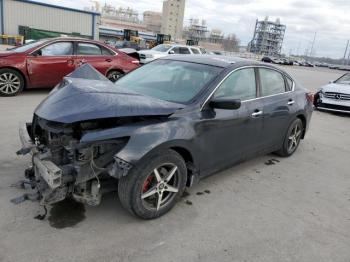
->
[10,192,40,204]
[34,206,47,220]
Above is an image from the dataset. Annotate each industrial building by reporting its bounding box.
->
[161,0,185,40]
[100,5,146,32]
[0,0,100,40]
[249,17,286,56]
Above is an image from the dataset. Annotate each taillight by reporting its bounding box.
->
[131,60,139,64]
[306,92,314,103]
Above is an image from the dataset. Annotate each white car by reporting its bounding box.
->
[138,44,205,64]
[314,73,350,113]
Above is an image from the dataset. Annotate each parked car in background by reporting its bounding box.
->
[17,55,313,219]
[0,37,139,96]
[314,73,350,113]
[261,56,273,63]
[138,44,205,64]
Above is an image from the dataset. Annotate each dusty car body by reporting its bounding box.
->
[314,73,350,113]
[17,56,313,219]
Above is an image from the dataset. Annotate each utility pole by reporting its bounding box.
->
[296,41,301,56]
[309,32,317,57]
[343,40,349,65]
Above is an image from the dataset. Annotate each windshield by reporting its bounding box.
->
[152,44,172,52]
[114,60,222,103]
[11,40,46,53]
[335,73,350,85]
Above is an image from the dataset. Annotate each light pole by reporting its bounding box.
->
[309,32,317,57]
[343,40,349,65]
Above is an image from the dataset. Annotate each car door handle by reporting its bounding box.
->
[105,58,112,62]
[251,110,263,117]
[287,100,295,105]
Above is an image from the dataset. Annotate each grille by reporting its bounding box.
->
[324,92,350,100]
[139,54,146,59]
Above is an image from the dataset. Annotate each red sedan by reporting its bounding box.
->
[0,37,140,96]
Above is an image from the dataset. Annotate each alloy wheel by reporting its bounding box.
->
[141,163,180,211]
[0,73,21,95]
[287,124,302,152]
[108,72,123,83]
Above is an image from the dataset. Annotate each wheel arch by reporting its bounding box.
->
[106,68,125,76]
[0,66,28,89]
[296,113,307,138]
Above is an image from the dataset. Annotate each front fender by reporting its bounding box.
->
[80,118,198,165]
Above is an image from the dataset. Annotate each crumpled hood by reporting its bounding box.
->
[320,83,350,94]
[34,64,183,124]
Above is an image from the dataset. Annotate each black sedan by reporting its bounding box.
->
[17,56,313,219]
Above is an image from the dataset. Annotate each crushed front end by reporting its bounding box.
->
[17,115,131,206]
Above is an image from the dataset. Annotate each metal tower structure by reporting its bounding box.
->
[249,17,286,56]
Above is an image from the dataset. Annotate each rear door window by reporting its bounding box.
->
[259,68,286,96]
[77,43,102,55]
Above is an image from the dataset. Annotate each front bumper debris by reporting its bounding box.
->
[14,121,132,207]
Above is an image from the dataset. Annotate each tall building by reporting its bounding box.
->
[249,17,286,56]
[143,11,162,34]
[161,0,186,40]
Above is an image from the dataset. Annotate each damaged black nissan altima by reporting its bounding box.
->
[17,55,313,219]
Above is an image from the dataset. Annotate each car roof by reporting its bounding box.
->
[160,54,267,68]
[163,44,200,48]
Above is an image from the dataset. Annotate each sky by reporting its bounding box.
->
[33,0,350,58]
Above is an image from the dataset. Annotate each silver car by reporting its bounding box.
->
[138,44,205,64]
[314,73,350,113]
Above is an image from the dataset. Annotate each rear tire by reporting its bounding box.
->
[118,149,187,219]
[0,69,24,96]
[107,70,124,83]
[276,118,304,157]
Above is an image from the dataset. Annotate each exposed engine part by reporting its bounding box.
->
[108,157,133,179]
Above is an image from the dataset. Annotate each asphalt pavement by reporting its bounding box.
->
[0,66,349,262]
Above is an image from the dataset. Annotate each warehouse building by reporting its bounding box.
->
[0,0,100,41]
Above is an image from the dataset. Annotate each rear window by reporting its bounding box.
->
[191,48,200,54]
[286,77,294,91]
[101,46,114,55]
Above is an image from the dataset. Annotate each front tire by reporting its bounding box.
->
[0,69,24,96]
[118,149,187,219]
[276,118,303,157]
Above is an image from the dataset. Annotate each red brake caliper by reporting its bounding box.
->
[142,175,153,193]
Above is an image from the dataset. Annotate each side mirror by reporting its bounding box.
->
[209,98,241,110]
[168,50,175,54]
